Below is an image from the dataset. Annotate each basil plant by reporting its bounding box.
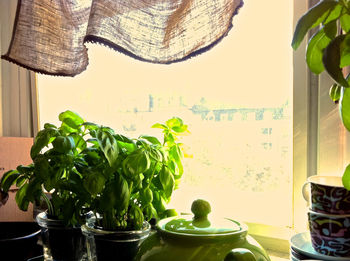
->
[292,0,350,189]
[84,117,189,230]
[0,111,91,226]
[0,111,189,230]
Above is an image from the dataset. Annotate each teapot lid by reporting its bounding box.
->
[157,199,246,236]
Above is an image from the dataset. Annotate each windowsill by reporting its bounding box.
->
[267,249,290,261]
[245,222,293,261]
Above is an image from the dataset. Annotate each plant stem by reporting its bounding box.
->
[41,192,54,216]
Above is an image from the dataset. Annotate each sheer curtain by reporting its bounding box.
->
[0,0,38,137]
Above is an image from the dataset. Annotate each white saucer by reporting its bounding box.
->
[290,232,350,261]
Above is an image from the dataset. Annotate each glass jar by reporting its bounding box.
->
[36,212,87,261]
[81,217,151,261]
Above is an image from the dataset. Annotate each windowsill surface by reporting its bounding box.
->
[267,249,290,261]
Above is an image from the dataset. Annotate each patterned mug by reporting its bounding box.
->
[302,175,350,215]
[308,210,350,257]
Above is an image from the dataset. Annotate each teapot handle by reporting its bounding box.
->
[224,248,256,261]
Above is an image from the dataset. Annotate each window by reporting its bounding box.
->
[37,0,295,251]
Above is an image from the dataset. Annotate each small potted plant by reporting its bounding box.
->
[0,110,92,261]
[292,0,350,189]
[80,117,189,260]
[0,111,189,260]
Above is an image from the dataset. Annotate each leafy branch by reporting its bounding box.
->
[292,0,350,189]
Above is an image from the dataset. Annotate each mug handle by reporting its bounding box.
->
[302,181,310,204]
[224,248,256,261]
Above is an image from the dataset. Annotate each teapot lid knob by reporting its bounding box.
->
[191,199,211,219]
[159,198,245,236]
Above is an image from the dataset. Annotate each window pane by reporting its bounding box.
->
[37,0,293,227]
[319,73,350,176]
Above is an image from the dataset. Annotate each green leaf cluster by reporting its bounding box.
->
[292,0,350,190]
[1,111,89,226]
[87,117,189,230]
[292,0,350,87]
[0,112,189,230]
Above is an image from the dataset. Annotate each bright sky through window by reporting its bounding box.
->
[38,0,293,227]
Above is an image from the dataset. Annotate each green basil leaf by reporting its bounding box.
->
[96,129,119,168]
[52,136,75,153]
[58,110,84,128]
[306,28,332,74]
[0,170,20,192]
[70,134,86,153]
[168,160,182,178]
[164,132,175,144]
[166,117,183,128]
[44,123,57,129]
[169,145,184,176]
[16,165,34,174]
[114,134,134,144]
[15,183,30,211]
[101,126,115,135]
[86,138,99,146]
[323,34,349,87]
[114,175,130,211]
[292,1,339,50]
[83,122,100,131]
[172,125,188,133]
[43,179,54,192]
[62,119,81,131]
[83,148,101,164]
[60,122,78,134]
[174,178,181,190]
[323,19,337,39]
[140,187,153,205]
[340,86,350,131]
[151,123,168,129]
[159,166,175,198]
[84,172,106,196]
[62,197,75,226]
[148,148,163,162]
[117,140,137,153]
[323,3,343,24]
[129,204,144,230]
[89,129,97,138]
[144,204,158,220]
[139,135,161,145]
[342,163,350,190]
[170,145,183,162]
[65,171,86,196]
[34,155,51,180]
[152,175,163,191]
[152,190,167,213]
[340,33,350,68]
[99,175,130,212]
[340,13,350,33]
[26,178,42,202]
[31,128,58,159]
[15,176,26,187]
[123,150,150,176]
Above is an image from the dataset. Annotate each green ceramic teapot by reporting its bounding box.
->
[135,199,271,261]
